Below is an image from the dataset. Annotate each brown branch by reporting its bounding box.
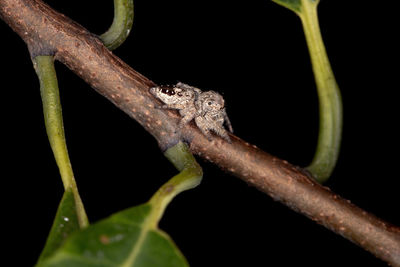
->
[1,0,399,265]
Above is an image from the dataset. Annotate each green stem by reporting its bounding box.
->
[119,142,202,266]
[148,142,203,228]
[33,56,89,228]
[100,0,134,50]
[299,0,343,183]
[271,0,342,183]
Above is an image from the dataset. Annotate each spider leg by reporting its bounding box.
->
[223,109,234,133]
[178,112,196,129]
[212,124,232,143]
[157,103,185,110]
[194,117,213,141]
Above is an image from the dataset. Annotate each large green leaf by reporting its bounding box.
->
[37,190,81,264]
[37,142,202,267]
[37,204,188,267]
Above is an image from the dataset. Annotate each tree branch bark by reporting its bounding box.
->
[1,0,399,265]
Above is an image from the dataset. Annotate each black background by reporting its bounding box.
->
[1,0,399,266]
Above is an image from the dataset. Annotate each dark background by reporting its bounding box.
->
[1,0,399,266]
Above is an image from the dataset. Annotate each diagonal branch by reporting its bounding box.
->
[1,0,399,265]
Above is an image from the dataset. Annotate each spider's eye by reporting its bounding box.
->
[208,102,212,105]
[177,92,183,96]
[161,88,175,96]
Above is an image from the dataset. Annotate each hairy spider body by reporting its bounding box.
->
[149,83,200,129]
[195,91,233,142]
[150,82,233,142]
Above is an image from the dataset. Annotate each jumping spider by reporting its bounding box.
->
[150,82,233,142]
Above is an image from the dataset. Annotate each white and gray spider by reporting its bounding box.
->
[150,82,233,142]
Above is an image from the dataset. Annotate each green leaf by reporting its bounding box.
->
[37,204,188,267]
[37,142,202,267]
[271,0,302,13]
[37,190,81,264]
[271,0,319,14]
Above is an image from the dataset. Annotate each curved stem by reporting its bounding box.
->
[299,0,343,183]
[119,141,202,265]
[100,0,134,50]
[148,141,203,228]
[271,0,342,183]
[33,56,89,228]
